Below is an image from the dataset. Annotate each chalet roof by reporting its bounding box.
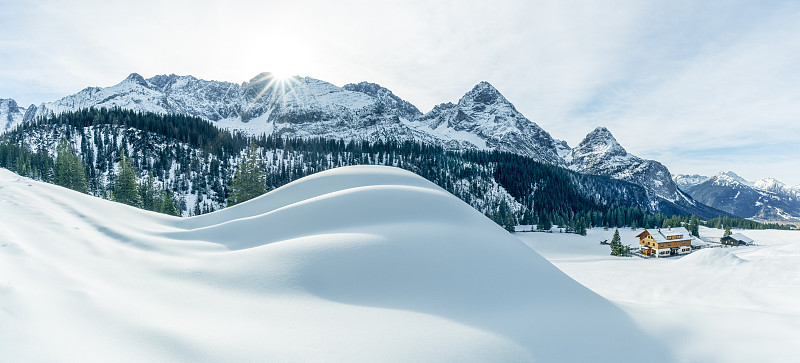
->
[728,233,754,243]
[691,237,709,247]
[641,228,692,243]
[662,227,690,238]
[642,229,668,243]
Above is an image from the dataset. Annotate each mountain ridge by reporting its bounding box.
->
[0,72,727,217]
[686,172,800,221]
[3,73,565,165]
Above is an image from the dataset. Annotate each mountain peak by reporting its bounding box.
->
[342,82,421,116]
[575,127,626,157]
[754,177,790,195]
[0,98,19,108]
[673,174,710,191]
[712,171,753,186]
[473,81,498,91]
[460,81,510,107]
[248,72,274,83]
[590,126,612,136]
[123,73,148,87]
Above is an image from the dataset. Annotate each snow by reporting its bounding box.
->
[754,177,785,193]
[403,118,489,149]
[0,166,668,362]
[0,98,26,131]
[673,174,709,190]
[291,77,376,110]
[518,226,800,363]
[215,113,275,135]
[714,171,754,187]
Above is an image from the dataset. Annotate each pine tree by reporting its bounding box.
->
[538,212,552,231]
[521,208,534,225]
[113,148,142,207]
[54,141,88,193]
[577,216,588,236]
[497,200,516,232]
[610,228,624,256]
[228,143,268,205]
[139,171,161,211]
[689,215,700,237]
[160,191,179,216]
[724,225,732,237]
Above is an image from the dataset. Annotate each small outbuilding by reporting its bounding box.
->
[720,233,754,246]
[691,237,709,250]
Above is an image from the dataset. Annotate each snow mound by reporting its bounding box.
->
[0,167,22,181]
[676,247,747,267]
[0,166,670,362]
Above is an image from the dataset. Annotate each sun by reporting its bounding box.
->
[269,69,294,82]
[248,68,303,105]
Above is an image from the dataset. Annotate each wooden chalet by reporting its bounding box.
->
[637,227,693,257]
[720,233,754,246]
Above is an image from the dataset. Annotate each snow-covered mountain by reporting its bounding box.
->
[4,73,564,164]
[687,171,800,221]
[673,174,709,191]
[0,98,25,132]
[410,82,564,165]
[565,127,732,218]
[17,73,433,143]
[0,165,668,361]
[753,177,800,198]
[568,127,684,203]
[713,171,754,187]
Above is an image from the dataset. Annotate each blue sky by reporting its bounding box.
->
[1,0,798,184]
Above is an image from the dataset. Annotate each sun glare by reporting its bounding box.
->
[249,68,305,107]
[270,70,293,82]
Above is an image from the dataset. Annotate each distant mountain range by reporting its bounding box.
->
[1,73,565,164]
[1,72,730,218]
[674,172,800,221]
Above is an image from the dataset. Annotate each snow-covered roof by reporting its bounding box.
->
[662,227,690,238]
[728,233,754,243]
[691,237,709,247]
[641,228,692,243]
[642,229,668,243]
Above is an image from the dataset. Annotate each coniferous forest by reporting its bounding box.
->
[0,108,789,231]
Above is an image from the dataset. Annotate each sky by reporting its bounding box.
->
[1,0,799,184]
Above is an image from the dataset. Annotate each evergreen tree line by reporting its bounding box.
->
[704,216,787,230]
[0,108,790,230]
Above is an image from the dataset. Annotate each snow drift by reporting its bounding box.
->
[0,166,670,362]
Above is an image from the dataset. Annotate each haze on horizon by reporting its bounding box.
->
[1,0,798,184]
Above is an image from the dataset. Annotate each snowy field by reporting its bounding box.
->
[0,166,670,362]
[518,227,800,363]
